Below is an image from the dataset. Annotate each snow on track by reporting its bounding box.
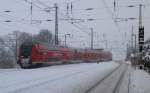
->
[0,61,119,93]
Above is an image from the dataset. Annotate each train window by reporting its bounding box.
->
[20,45,32,57]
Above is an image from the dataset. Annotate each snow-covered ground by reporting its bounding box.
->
[130,69,150,93]
[0,61,119,93]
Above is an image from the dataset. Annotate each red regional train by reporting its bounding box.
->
[17,41,112,68]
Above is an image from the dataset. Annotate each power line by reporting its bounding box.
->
[22,0,121,35]
[34,0,50,7]
[33,0,91,35]
[60,4,146,12]
[59,11,91,35]
[70,23,90,34]
[21,0,55,19]
[0,21,21,30]
[23,0,45,10]
[0,14,27,24]
[101,0,121,32]
[0,0,55,30]
[0,12,45,30]
[26,0,91,34]
[21,0,128,39]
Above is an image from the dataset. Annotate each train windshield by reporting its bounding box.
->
[20,44,33,58]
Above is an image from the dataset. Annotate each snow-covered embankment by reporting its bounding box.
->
[130,69,150,93]
[0,61,119,93]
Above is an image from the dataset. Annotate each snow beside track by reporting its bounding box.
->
[0,61,119,93]
[130,69,150,93]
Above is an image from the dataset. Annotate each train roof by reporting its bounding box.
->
[21,41,111,53]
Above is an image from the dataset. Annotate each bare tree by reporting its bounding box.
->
[0,29,61,68]
[0,37,15,68]
[18,32,33,45]
[33,29,55,46]
[1,31,32,68]
[5,31,32,57]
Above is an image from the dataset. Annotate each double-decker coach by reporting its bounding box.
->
[18,41,112,68]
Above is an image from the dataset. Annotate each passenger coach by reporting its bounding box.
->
[17,41,112,68]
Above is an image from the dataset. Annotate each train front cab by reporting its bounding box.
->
[18,42,34,68]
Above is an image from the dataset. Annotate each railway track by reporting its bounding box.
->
[112,64,128,93]
[85,63,128,93]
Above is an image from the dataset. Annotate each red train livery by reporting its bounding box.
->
[17,41,112,68]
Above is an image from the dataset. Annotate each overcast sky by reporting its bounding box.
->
[0,0,149,59]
